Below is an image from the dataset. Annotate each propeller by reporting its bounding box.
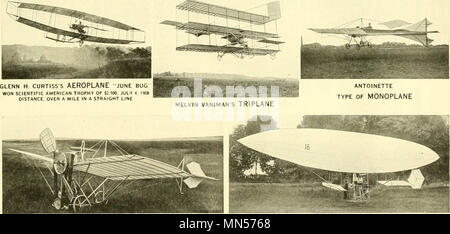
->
[39,128,68,208]
[40,128,68,175]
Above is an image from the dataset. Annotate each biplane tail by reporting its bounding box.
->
[267,1,281,21]
[377,169,425,190]
[183,162,218,189]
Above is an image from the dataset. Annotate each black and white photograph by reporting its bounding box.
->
[153,0,300,98]
[230,115,449,213]
[2,116,223,213]
[0,0,450,225]
[300,0,449,79]
[1,0,151,79]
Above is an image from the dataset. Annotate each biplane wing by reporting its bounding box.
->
[16,17,142,44]
[11,2,141,31]
[161,20,283,44]
[73,155,217,188]
[177,44,280,56]
[176,0,280,25]
[7,1,145,45]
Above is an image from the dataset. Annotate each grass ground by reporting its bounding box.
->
[3,139,223,213]
[230,183,449,213]
[2,63,78,79]
[153,76,299,98]
[2,58,151,79]
[74,58,151,78]
[301,45,449,79]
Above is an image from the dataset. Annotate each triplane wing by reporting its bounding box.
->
[177,44,280,60]
[162,0,283,60]
[161,21,282,42]
[176,0,280,25]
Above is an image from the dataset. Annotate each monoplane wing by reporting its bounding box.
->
[177,44,279,56]
[309,27,367,36]
[9,149,53,163]
[73,155,215,181]
[161,21,282,41]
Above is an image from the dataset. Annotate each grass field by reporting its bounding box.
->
[2,58,151,79]
[73,58,151,78]
[301,45,449,79]
[3,139,223,213]
[153,76,299,98]
[2,63,78,79]
[230,183,449,213]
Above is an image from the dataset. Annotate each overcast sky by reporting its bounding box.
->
[300,0,449,45]
[2,116,224,140]
[1,0,152,47]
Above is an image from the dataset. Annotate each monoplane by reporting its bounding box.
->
[6,1,145,46]
[309,18,438,49]
[10,128,217,212]
[238,128,439,201]
[161,0,284,60]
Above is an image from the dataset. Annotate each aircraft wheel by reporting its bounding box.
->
[72,195,90,213]
[345,43,351,49]
[355,44,361,50]
[367,42,373,48]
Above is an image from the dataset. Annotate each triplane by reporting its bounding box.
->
[162,0,284,60]
[238,128,439,201]
[6,1,145,46]
[10,128,217,212]
[309,18,438,49]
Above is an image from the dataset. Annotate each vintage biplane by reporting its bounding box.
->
[309,18,438,49]
[161,0,284,60]
[6,1,145,46]
[9,128,217,212]
[238,128,439,201]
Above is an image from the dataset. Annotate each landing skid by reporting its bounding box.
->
[345,37,373,50]
[45,34,85,47]
[216,51,256,60]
